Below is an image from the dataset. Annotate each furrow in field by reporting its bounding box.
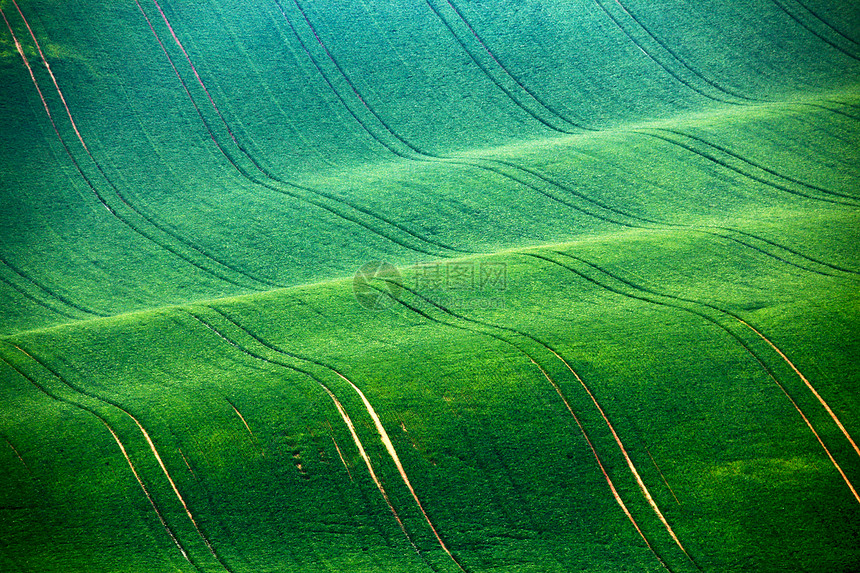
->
[591,0,740,105]
[423,0,583,134]
[2,437,30,474]
[610,0,761,101]
[0,352,196,566]
[361,284,677,570]
[2,6,270,293]
[325,419,354,480]
[661,128,860,201]
[225,399,254,438]
[139,0,458,260]
[332,369,470,573]
[200,308,467,571]
[0,270,82,322]
[645,447,681,506]
[639,131,859,207]
[276,0,849,283]
[0,254,104,318]
[115,404,236,572]
[7,343,233,570]
[535,251,860,506]
[9,0,90,152]
[770,0,860,61]
[382,280,690,569]
[528,357,673,572]
[736,318,860,461]
[15,2,278,292]
[790,0,859,46]
[182,312,432,568]
[442,0,593,131]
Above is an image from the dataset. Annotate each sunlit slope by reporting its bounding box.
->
[1,225,858,572]
[1,0,859,333]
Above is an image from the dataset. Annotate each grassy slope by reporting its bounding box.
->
[0,0,859,571]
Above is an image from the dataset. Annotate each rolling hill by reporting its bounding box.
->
[0,0,858,571]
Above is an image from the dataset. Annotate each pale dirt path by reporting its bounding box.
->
[116,406,226,565]
[11,0,90,152]
[528,359,671,572]
[316,383,420,554]
[325,419,354,481]
[738,318,860,459]
[547,349,695,565]
[645,447,681,506]
[332,369,470,573]
[100,419,192,563]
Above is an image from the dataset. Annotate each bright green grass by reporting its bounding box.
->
[1,0,859,571]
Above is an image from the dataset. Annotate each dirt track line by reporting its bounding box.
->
[5,5,272,293]
[11,0,90,152]
[151,0,239,145]
[424,0,579,134]
[543,251,860,506]
[332,369,469,573]
[0,351,196,565]
[184,312,432,566]
[791,0,860,46]
[225,399,254,437]
[100,419,193,563]
[369,284,673,570]
[737,318,860,460]
[528,358,673,572]
[442,0,592,131]
[640,131,857,207]
[592,0,736,105]
[611,0,761,102]
[116,405,232,570]
[663,128,859,200]
[544,347,694,562]
[325,419,354,480]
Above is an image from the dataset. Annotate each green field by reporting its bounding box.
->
[1,0,858,571]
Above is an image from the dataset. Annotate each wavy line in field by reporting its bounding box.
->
[790,0,860,46]
[225,398,254,437]
[0,271,81,322]
[423,0,587,134]
[770,0,860,61]
[736,318,860,461]
[645,447,681,506]
[332,368,469,572]
[9,0,90,152]
[365,284,676,570]
[325,419,354,480]
[7,343,235,570]
[536,251,860,506]
[661,129,860,201]
[639,131,859,207]
[139,1,459,259]
[2,437,30,474]
[591,0,741,105]
[199,308,468,571]
[0,351,196,565]
[182,312,432,568]
[13,3,280,292]
[547,348,694,561]
[444,0,594,132]
[2,7,276,294]
[528,358,671,571]
[271,0,856,283]
[382,280,691,569]
[0,254,104,318]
